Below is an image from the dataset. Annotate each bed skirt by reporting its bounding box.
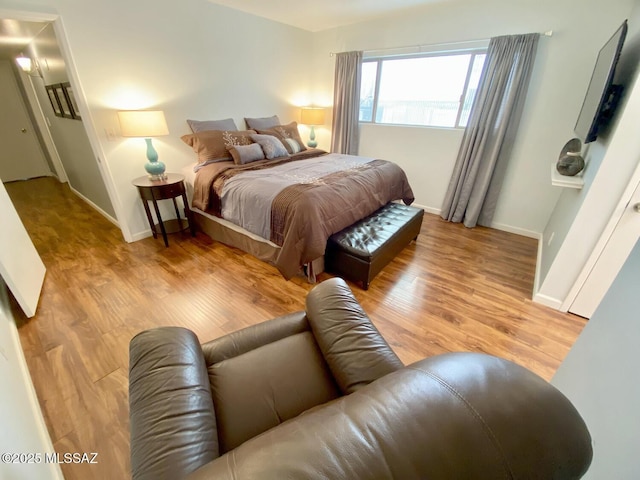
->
[191,208,323,282]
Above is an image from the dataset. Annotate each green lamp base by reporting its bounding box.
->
[307,125,318,148]
[144,138,166,180]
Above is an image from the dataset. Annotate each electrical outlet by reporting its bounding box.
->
[547,232,555,246]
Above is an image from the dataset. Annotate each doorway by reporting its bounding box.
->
[0,14,117,225]
[0,59,52,182]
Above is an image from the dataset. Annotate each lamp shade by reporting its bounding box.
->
[118,110,169,137]
[301,107,325,126]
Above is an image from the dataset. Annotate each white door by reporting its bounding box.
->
[570,180,640,318]
[0,60,51,182]
[0,179,45,317]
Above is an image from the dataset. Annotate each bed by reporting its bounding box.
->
[181,122,415,280]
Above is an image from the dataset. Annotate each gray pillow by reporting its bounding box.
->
[187,118,238,133]
[250,134,289,160]
[229,143,265,165]
[245,115,281,130]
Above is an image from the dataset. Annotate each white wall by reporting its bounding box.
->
[0,0,315,242]
[0,280,62,479]
[551,237,640,479]
[360,125,463,214]
[72,0,314,241]
[313,0,635,237]
[537,3,640,307]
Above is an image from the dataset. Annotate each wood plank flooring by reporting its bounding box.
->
[6,177,586,480]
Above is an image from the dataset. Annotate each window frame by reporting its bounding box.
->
[360,48,487,129]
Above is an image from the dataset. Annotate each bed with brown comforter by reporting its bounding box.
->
[192,149,414,279]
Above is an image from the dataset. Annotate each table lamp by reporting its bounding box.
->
[300,107,325,148]
[118,110,169,180]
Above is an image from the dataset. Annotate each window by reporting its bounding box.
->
[359,50,486,128]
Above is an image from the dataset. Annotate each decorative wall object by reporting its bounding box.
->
[556,138,585,176]
[45,85,62,117]
[54,84,73,119]
[44,83,82,120]
[61,82,81,120]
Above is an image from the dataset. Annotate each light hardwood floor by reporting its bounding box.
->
[6,177,586,480]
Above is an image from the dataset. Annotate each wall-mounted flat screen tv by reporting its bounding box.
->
[574,20,627,144]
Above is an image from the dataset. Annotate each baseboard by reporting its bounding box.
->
[416,204,541,240]
[69,186,118,227]
[130,229,153,242]
[412,202,440,216]
[532,291,563,310]
[489,221,540,239]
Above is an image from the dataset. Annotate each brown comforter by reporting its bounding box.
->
[192,150,415,279]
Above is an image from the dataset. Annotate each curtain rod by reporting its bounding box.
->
[329,31,553,57]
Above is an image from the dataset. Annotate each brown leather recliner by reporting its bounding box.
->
[129,278,592,479]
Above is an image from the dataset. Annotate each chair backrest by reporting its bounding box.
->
[201,312,341,453]
[199,277,404,454]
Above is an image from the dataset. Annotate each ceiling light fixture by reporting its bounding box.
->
[15,53,42,78]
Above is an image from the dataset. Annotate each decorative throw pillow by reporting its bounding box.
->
[229,143,265,165]
[245,115,281,130]
[256,122,307,154]
[181,129,256,165]
[187,118,238,133]
[282,138,303,154]
[250,134,289,160]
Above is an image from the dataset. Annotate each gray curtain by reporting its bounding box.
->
[441,33,539,228]
[331,51,362,155]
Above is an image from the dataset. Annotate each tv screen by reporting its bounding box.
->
[574,20,627,143]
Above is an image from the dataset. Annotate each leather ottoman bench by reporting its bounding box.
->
[325,203,424,290]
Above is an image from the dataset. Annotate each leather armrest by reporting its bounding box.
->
[306,277,403,394]
[188,352,592,480]
[129,327,218,480]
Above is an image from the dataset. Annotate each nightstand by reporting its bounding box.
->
[132,173,196,247]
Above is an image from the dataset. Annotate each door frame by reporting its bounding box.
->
[0,7,133,242]
[562,159,640,314]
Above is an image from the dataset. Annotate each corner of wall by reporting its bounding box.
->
[533,232,565,309]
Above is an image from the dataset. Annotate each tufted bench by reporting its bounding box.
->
[325,203,424,290]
